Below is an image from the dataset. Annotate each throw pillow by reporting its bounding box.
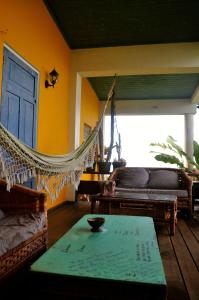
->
[117,168,149,188]
[148,170,179,189]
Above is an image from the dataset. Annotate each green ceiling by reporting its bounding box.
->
[44,0,199,49]
[88,74,199,101]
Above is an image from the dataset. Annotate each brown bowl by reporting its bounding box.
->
[87,217,105,232]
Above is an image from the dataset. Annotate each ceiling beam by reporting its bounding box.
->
[72,42,199,77]
[101,99,197,115]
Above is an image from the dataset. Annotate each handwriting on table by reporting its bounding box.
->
[136,241,154,262]
[59,240,155,278]
[113,226,140,236]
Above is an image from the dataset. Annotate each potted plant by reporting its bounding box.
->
[86,161,96,173]
[97,147,112,174]
[112,133,126,169]
[112,157,126,169]
[150,135,199,171]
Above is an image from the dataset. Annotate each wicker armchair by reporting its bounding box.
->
[0,179,48,280]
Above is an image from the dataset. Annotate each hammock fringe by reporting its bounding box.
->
[0,124,99,201]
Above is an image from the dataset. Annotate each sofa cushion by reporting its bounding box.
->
[0,212,46,256]
[0,209,6,220]
[117,168,149,188]
[148,170,179,189]
[115,187,188,198]
[148,189,188,197]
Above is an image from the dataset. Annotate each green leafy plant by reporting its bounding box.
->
[150,135,199,170]
[188,140,199,170]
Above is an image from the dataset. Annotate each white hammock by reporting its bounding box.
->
[0,78,115,201]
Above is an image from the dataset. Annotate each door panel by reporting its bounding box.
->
[19,99,35,146]
[1,93,20,136]
[0,47,38,188]
[8,93,20,136]
[9,59,36,96]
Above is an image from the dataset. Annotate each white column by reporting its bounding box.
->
[184,113,194,169]
[67,72,82,201]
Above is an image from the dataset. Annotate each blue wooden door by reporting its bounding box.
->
[0,47,38,187]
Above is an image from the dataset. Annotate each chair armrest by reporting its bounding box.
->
[101,180,116,196]
[109,169,117,181]
[179,170,192,197]
[0,179,47,213]
[109,167,127,186]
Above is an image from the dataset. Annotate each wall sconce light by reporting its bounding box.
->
[45,68,59,88]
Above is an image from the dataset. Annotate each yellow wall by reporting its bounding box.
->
[80,78,100,180]
[0,1,100,207]
[0,0,71,209]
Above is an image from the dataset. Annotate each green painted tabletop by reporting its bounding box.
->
[30,214,166,286]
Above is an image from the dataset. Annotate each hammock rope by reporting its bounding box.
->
[0,77,116,201]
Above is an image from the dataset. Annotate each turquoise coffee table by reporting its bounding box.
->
[30,214,167,300]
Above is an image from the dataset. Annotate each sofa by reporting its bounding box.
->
[0,179,48,280]
[108,167,193,216]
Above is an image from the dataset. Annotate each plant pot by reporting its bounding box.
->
[98,161,111,174]
[86,162,96,173]
[112,161,126,169]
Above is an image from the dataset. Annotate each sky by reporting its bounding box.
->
[104,114,193,168]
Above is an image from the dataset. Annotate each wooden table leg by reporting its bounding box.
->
[170,202,176,236]
[98,200,111,214]
[91,198,96,213]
